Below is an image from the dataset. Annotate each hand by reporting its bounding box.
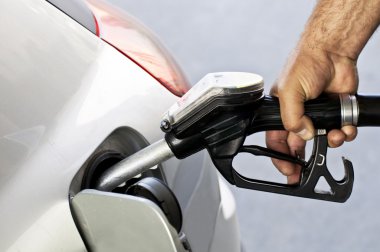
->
[266,46,358,184]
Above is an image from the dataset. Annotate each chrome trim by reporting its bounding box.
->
[340,94,358,126]
[351,95,359,126]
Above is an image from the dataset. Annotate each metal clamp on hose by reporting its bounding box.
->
[340,94,359,126]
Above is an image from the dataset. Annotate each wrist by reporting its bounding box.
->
[298,37,359,62]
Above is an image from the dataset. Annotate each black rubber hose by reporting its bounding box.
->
[357,95,380,127]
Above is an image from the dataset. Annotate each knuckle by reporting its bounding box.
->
[276,84,289,95]
[283,120,301,132]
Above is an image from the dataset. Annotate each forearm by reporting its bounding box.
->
[300,0,380,60]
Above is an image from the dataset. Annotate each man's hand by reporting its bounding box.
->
[267,47,358,184]
[266,0,380,184]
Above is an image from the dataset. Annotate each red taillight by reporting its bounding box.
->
[85,0,190,97]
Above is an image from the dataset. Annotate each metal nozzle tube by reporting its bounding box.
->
[95,139,174,191]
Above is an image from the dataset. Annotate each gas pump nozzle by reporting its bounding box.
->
[95,72,380,202]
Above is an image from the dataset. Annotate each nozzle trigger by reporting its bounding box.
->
[210,130,354,202]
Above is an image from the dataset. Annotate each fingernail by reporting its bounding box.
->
[296,128,313,140]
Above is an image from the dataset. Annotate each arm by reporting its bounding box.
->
[304,0,380,60]
[267,0,380,184]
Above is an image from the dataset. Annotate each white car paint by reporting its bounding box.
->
[0,0,240,251]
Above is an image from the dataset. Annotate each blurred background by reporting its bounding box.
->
[109,1,380,251]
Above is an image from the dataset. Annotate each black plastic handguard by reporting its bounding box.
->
[206,95,354,203]
[209,130,354,203]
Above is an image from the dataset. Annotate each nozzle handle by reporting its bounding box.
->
[248,94,362,134]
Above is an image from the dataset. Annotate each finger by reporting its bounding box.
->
[277,85,315,140]
[341,125,357,142]
[327,129,346,148]
[287,168,301,184]
[266,130,297,176]
[270,83,279,96]
[287,132,306,158]
[287,132,306,184]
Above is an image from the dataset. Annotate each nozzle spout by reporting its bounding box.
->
[95,139,174,191]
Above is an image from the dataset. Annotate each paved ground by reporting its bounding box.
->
[109,1,380,251]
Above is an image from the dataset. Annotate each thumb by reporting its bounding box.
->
[278,87,315,140]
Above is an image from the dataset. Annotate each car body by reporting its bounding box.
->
[0,0,240,251]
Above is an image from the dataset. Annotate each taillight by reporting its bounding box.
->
[85,0,190,97]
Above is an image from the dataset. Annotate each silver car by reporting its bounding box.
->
[0,0,241,251]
